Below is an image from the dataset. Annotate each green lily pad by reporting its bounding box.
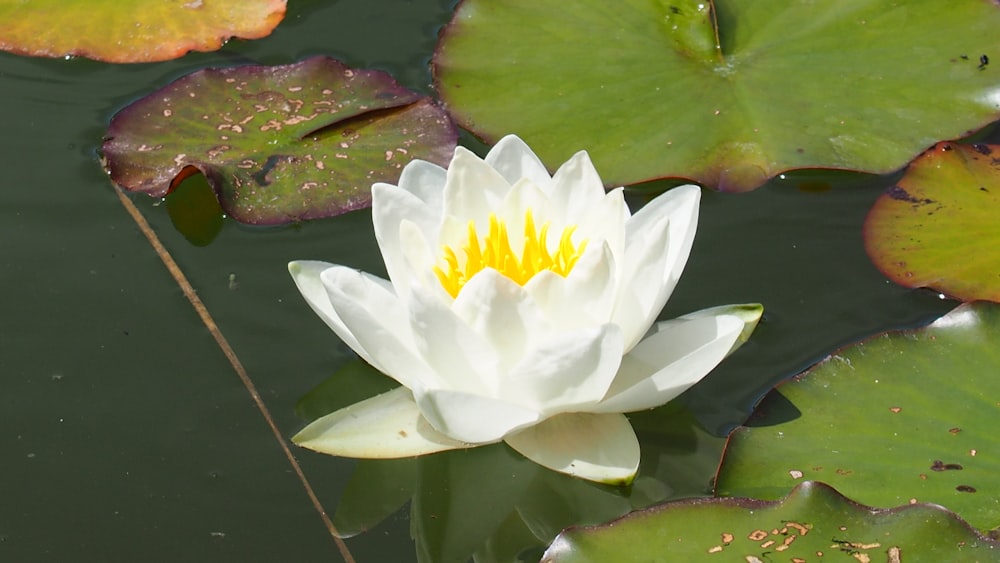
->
[0,0,285,63]
[541,481,999,562]
[434,0,1000,191]
[716,302,1000,533]
[864,142,1000,302]
[102,56,457,225]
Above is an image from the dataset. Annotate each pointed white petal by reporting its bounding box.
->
[407,282,499,395]
[288,261,380,369]
[504,412,639,485]
[485,134,552,189]
[614,184,701,351]
[372,183,442,296]
[502,323,623,414]
[321,267,431,389]
[293,387,467,458]
[450,269,547,372]
[442,146,511,227]
[392,158,447,208]
[415,388,542,444]
[397,219,441,294]
[594,314,743,413]
[611,210,674,350]
[549,150,606,218]
[498,177,553,236]
[577,188,628,261]
[525,241,617,330]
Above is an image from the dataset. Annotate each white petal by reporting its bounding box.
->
[577,188,628,262]
[391,158,447,208]
[504,412,639,485]
[502,323,623,414]
[293,387,467,458]
[485,134,553,188]
[442,146,512,227]
[372,183,441,296]
[525,241,617,330]
[548,149,606,218]
[611,211,674,350]
[614,184,701,351]
[594,314,744,413]
[288,261,379,370]
[397,219,442,295]
[451,269,547,372]
[407,282,500,395]
[415,388,542,444]
[321,266,431,389]
[498,178,553,238]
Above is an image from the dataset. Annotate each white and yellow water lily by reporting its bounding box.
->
[290,135,761,484]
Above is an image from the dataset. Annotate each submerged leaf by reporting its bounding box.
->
[541,481,999,562]
[717,302,1000,532]
[865,142,1000,302]
[0,0,286,63]
[434,0,1000,191]
[102,56,457,224]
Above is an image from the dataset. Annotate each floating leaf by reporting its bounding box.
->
[0,0,286,63]
[864,142,1000,302]
[716,302,1000,532]
[434,0,1000,191]
[541,481,999,562]
[102,56,457,225]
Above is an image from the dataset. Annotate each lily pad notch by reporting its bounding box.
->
[102,56,458,225]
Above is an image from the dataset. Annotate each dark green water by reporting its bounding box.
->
[0,1,978,561]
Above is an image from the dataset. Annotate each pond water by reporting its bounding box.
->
[0,1,986,561]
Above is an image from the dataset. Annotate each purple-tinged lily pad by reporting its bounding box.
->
[542,481,999,562]
[0,0,286,63]
[864,142,1000,302]
[101,56,457,225]
[716,302,1000,533]
[434,0,1000,191]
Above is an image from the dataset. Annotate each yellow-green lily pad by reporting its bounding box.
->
[101,56,457,225]
[541,481,999,562]
[865,142,1000,302]
[716,302,1000,533]
[434,0,1000,191]
[0,0,286,63]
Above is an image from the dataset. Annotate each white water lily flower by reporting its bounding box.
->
[290,135,761,484]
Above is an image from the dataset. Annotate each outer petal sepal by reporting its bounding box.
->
[293,387,468,458]
[504,412,640,485]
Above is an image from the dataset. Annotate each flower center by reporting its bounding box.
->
[434,209,588,298]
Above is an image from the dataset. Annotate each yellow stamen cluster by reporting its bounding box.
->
[434,209,588,298]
